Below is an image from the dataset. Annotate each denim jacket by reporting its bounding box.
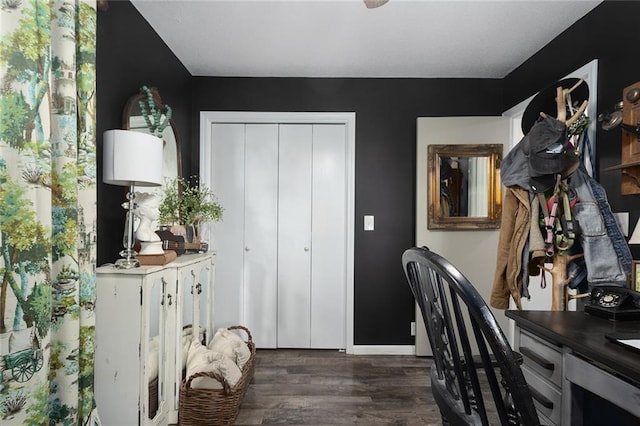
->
[568,167,631,287]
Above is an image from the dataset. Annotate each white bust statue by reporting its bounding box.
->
[133,192,163,255]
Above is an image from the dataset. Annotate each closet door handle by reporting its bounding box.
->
[304,247,309,252]
[245,247,250,251]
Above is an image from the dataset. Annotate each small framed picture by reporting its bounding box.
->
[633,261,640,291]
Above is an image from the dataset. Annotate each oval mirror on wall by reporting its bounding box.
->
[122,86,182,197]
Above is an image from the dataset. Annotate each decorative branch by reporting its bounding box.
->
[137,85,172,138]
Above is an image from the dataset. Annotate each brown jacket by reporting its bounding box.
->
[491,186,530,309]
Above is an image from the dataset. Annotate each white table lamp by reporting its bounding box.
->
[103,129,163,268]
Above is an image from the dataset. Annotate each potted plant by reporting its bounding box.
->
[158,176,223,243]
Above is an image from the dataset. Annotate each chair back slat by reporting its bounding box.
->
[403,247,540,426]
[471,321,508,425]
[445,284,488,420]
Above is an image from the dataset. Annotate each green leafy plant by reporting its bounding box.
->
[158,176,223,227]
[137,85,172,138]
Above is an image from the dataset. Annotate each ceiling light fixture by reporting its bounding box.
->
[364,0,389,9]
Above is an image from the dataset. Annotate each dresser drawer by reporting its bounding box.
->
[522,364,562,426]
[536,410,555,426]
[518,330,562,387]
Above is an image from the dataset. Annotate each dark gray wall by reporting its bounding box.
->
[191,78,502,345]
[504,0,640,259]
[97,0,192,266]
[97,0,639,346]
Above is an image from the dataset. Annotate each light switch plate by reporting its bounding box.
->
[364,215,374,231]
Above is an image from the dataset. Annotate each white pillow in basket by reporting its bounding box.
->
[181,325,207,368]
[186,341,242,390]
[208,328,251,369]
[146,336,159,382]
[181,326,198,369]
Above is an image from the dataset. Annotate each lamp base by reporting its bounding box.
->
[115,248,140,269]
[114,257,140,269]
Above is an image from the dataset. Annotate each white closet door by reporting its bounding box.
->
[206,114,351,351]
[244,124,279,348]
[210,124,245,328]
[311,124,346,348]
[277,124,313,348]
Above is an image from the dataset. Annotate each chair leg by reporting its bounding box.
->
[501,377,521,425]
[440,412,450,425]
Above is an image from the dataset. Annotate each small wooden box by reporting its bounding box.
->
[137,250,177,266]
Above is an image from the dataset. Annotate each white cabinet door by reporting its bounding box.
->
[172,255,215,422]
[194,255,215,344]
[244,124,279,348]
[95,267,175,426]
[177,256,214,343]
[277,124,313,348]
[146,272,175,425]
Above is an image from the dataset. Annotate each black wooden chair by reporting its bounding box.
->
[402,247,540,426]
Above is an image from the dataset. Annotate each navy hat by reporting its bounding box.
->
[525,117,579,193]
[521,78,589,136]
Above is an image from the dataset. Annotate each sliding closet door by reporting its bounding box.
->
[244,124,279,349]
[277,124,313,348]
[276,124,347,348]
[210,124,245,328]
[206,114,351,351]
[311,124,346,348]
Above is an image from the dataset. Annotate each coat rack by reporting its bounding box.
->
[537,82,588,311]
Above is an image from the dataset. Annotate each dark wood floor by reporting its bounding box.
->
[235,349,442,425]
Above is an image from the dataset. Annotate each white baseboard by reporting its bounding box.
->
[351,345,415,355]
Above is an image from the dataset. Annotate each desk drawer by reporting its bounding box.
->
[518,330,562,387]
[566,353,640,419]
[522,364,562,426]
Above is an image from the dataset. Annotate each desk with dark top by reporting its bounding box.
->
[506,310,640,426]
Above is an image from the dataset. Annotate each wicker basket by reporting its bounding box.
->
[148,376,158,419]
[179,325,256,426]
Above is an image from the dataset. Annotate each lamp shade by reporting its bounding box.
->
[103,129,163,186]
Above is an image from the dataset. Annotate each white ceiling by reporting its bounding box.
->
[130,0,602,78]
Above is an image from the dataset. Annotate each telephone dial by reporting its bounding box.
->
[584,285,640,320]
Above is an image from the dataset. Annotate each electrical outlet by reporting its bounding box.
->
[410,321,416,336]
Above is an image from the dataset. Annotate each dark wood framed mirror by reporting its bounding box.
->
[121,87,181,417]
[427,144,503,230]
[122,86,182,196]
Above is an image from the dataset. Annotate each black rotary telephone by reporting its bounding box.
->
[584,285,640,321]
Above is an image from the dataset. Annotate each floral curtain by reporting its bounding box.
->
[0,0,97,424]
